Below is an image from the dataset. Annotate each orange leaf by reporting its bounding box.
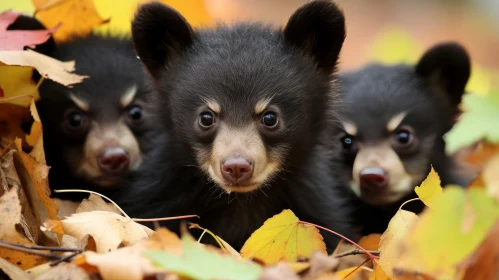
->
[358,234,381,251]
[33,0,109,42]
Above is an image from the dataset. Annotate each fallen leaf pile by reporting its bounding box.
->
[1,1,499,279]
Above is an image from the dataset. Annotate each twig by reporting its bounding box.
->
[0,240,83,253]
[341,258,371,280]
[50,251,81,266]
[333,249,380,259]
[132,214,199,222]
[299,221,378,262]
[0,240,60,260]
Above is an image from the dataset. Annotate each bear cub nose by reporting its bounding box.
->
[221,157,254,185]
[98,147,129,174]
[359,166,388,192]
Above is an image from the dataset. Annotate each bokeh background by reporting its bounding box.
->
[3,0,498,94]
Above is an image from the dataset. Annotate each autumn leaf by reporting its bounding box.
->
[75,228,182,280]
[44,211,154,253]
[414,166,442,208]
[481,154,499,202]
[33,0,109,42]
[0,65,38,107]
[145,231,262,280]
[0,10,60,51]
[241,209,326,265]
[378,210,419,278]
[460,222,499,280]
[0,49,87,87]
[445,91,499,154]
[395,186,499,279]
[76,194,121,215]
[35,263,90,280]
[0,257,32,280]
[0,187,47,269]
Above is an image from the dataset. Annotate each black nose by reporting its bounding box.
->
[221,157,254,185]
[98,148,129,175]
[359,167,388,192]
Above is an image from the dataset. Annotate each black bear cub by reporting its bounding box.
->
[122,0,354,251]
[338,42,473,234]
[9,16,157,198]
[37,34,159,199]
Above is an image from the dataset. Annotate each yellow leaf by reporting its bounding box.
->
[240,209,326,264]
[0,65,38,107]
[358,234,381,251]
[369,263,390,280]
[366,26,422,66]
[378,210,419,279]
[33,0,109,42]
[395,187,499,279]
[94,0,213,35]
[414,166,442,208]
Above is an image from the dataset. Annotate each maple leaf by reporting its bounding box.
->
[145,231,262,280]
[44,211,154,253]
[395,186,499,279]
[445,91,499,154]
[414,166,442,208]
[33,0,109,42]
[240,209,327,265]
[0,187,47,269]
[0,49,87,87]
[0,10,60,51]
[378,210,419,278]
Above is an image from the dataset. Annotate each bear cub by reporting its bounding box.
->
[120,0,355,251]
[337,42,473,234]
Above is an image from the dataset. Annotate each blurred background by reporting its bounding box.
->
[2,0,498,94]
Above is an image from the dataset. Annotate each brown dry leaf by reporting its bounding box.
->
[460,221,499,280]
[33,0,109,42]
[258,263,300,280]
[14,138,58,223]
[61,234,95,251]
[0,187,47,269]
[76,194,121,215]
[0,257,33,280]
[302,251,339,280]
[1,149,41,244]
[34,262,91,280]
[76,227,182,280]
[0,49,87,86]
[378,210,419,278]
[57,211,153,253]
[54,198,80,218]
[27,99,45,163]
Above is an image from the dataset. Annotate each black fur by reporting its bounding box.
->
[118,0,354,252]
[35,34,159,200]
[339,42,472,234]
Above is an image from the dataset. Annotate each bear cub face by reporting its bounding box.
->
[338,42,471,206]
[132,0,346,194]
[37,34,156,189]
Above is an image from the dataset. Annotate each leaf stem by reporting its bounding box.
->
[332,249,380,258]
[298,221,377,261]
[132,214,199,222]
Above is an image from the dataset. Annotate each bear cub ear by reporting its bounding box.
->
[415,42,471,106]
[131,2,194,78]
[284,0,346,74]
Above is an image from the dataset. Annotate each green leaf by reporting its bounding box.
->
[445,91,499,154]
[145,233,262,280]
[396,186,499,279]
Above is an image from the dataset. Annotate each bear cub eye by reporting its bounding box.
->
[394,128,413,146]
[261,111,278,128]
[341,135,354,150]
[199,111,216,127]
[63,109,89,137]
[128,105,143,121]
